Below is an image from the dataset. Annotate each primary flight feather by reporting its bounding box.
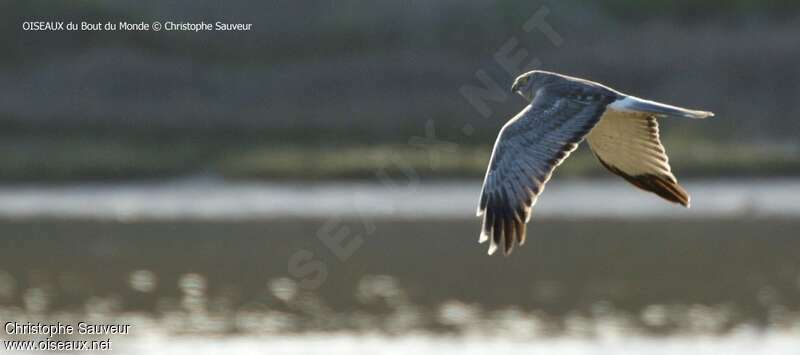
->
[477,70,714,255]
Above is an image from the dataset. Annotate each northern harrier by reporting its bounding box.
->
[477,70,714,255]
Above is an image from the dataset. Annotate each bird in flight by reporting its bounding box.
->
[477,70,714,255]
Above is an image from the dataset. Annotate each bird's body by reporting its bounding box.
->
[477,70,714,255]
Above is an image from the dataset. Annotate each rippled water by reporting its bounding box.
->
[0,180,799,354]
[113,332,800,355]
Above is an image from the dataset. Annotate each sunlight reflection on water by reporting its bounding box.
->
[2,272,799,338]
[0,208,798,354]
[110,331,800,355]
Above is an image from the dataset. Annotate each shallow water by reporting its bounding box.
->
[109,332,800,355]
[0,180,799,353]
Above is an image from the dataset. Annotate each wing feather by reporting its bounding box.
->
[477,83,617,255]
[587,107,690,207]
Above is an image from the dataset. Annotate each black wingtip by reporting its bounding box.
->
[629,173,690,207]
[594,157,690,207]
[480,191,528,256]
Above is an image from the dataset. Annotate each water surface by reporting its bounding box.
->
[0,179,798,354]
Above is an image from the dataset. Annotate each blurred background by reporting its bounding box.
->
[0,1,799,354]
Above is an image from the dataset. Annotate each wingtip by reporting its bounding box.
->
[487,242,497,255]
[502,247,513,257]
[699,111,714,119]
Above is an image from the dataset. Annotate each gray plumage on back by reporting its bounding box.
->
[477,71,713,255]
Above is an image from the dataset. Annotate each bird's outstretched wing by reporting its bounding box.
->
[477,83,617,255]
[586,109,689,206]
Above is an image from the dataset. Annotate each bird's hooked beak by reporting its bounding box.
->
[511,81,521,94]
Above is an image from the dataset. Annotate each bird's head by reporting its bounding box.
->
[511,70,552,101]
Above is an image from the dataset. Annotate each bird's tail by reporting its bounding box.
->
[609,96,714,119]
